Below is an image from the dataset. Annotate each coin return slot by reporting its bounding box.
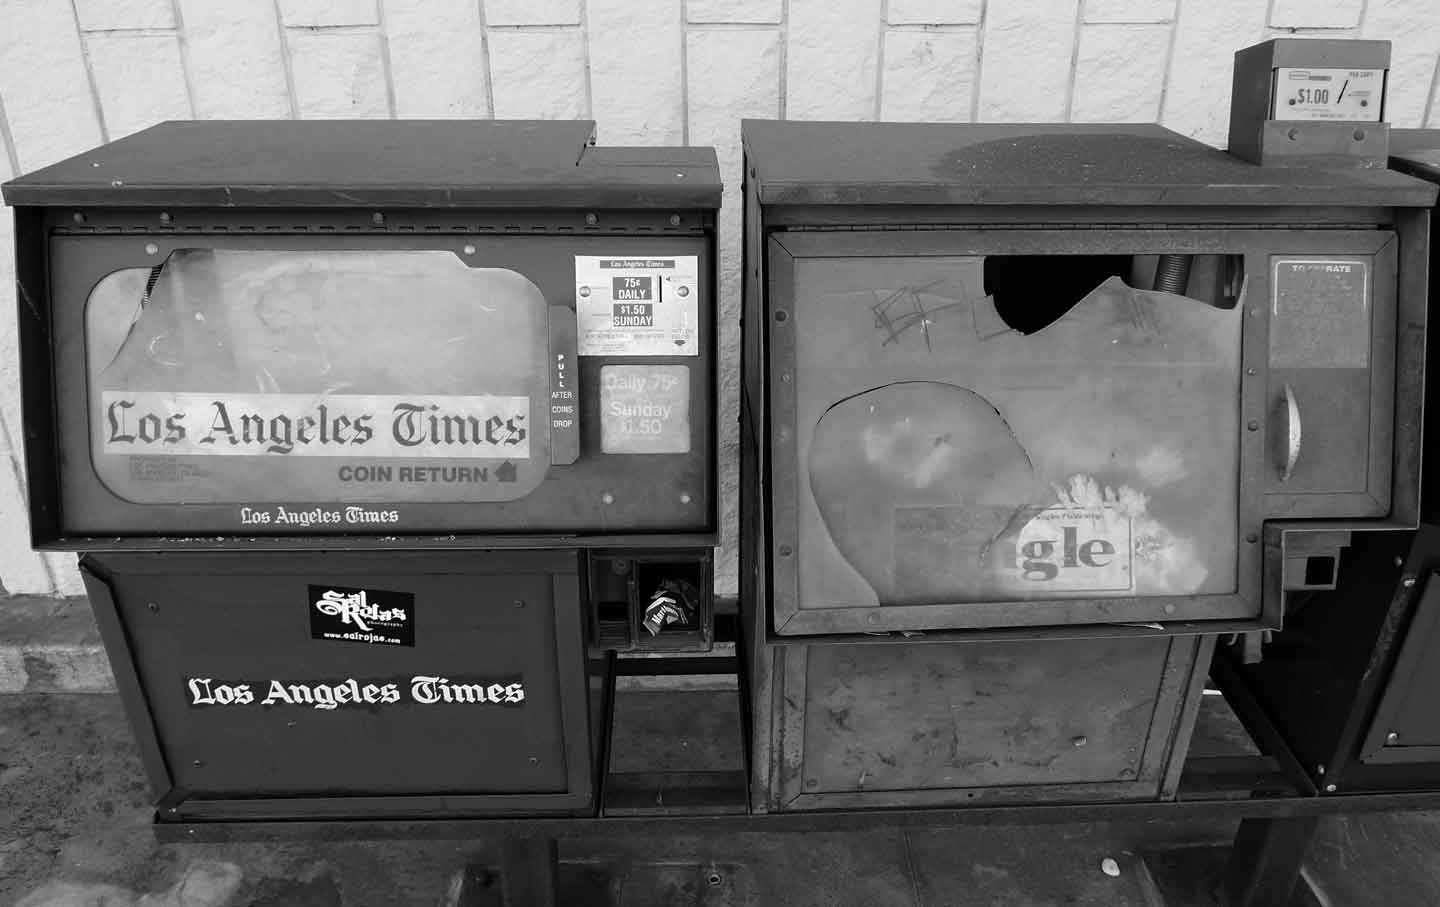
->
[1305,555,1337,588]
[588,553,714,652]
[637,561,707,640]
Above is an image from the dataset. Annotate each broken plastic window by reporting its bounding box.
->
[86,249,552,506]
[793,254,1243,608]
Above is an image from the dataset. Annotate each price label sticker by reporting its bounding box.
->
[599,365,690,455]
[1274,67,1384,122]
[575,256,699,356]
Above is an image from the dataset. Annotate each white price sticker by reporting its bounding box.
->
[1274,67,1383,122]
[575,256,700,357]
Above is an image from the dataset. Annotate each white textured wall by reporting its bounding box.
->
[2,0,1439,597]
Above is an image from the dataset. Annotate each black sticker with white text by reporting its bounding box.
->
[308,584,415,647]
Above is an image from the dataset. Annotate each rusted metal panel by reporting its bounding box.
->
[1159,635,1219,798]
[1390,207,1430,527]
[739,149,775,813]
[766,634,1212,810]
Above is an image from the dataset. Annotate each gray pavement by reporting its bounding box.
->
[4,692,1437,906]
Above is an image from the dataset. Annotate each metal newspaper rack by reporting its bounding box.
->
[5,40,1440,907]
[2,119,723,822]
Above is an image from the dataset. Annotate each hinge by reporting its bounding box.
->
[780,222,1383,232]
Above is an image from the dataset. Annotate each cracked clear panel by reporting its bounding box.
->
[793,255,1242,608]
[86,249,551,504]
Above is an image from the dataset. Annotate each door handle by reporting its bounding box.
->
[1277,382,1302,482]
[548,304,580,465]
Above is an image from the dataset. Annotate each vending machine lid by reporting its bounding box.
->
[1391,129,1440,183]
[1,120,722,209]
[742,120,1436,209]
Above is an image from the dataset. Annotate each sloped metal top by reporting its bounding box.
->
[1391,129,1440,184]
[2,120,722,209]
[743,120,1435,209]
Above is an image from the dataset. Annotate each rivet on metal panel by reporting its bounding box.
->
[287,721,297,728]
[669,214,681,226]
[159,212,172,225]
[601,492,615,505]
[806,779,818,788]
[1246,368,1257,376]
[71,212,86,224]
[867,613,879,624]
[1317,764,1326,775]
[680,492,693,504]
[192,760,202,767]
[1287,128,1300,140]
[775,310,789,323]
[514,599,526,609]
[1247,420,1259,431]
[1387,731,1400,744]
[371,212,385,226]
[1395,557,1406,567]
[1403,576,1417,588]
[187,829,195,836]
[529,757,540,766]
[1072,736,1088,747]
[462,244,476,256]
[146,602,158,612]
[778,545,793,557]
[144,243,159,256]
[1325,783,1338,793]
[1164,604,1176,615]
[1353,129,1366,142]
[708,873,723,887]
[781,373,791,383]
[585,213,599,226]
[1245,532,1258,543]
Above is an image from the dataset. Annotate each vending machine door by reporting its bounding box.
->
[81,550,604,819]
[767,228,1398,634]
[49,233,713,539]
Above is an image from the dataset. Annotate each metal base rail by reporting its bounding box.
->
[155,786,1440,906]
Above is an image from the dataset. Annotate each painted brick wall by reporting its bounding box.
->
[1,0,1438,597]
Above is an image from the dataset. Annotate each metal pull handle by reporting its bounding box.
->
[548,305,580,465]
[1278,383,1301,482]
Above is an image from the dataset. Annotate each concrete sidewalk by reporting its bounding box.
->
[0,693,1201,906]
[0,596,113,694]
[4,692,1440,905]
